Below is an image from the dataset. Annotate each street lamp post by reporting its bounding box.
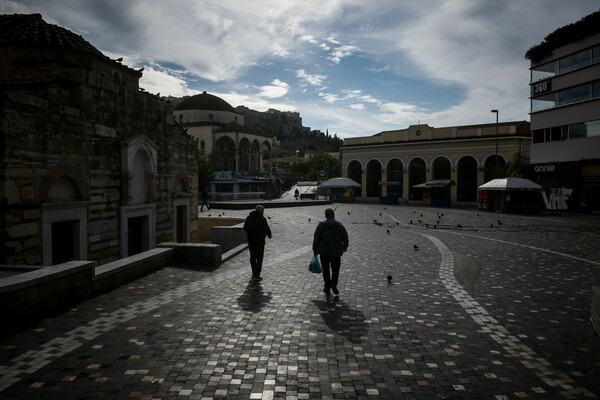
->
[491,109,499,177]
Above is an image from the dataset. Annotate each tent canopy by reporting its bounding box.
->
[413,179,455,189]
[319,177,361,188]
[478,177,541,191]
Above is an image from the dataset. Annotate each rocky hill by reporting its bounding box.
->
[235,106,343,154]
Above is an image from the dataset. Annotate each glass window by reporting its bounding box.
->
[587,120,600,138]
[559,49,591,74]
[550,126,562,142]
[531,92,557,112]
[568,123,587,140]
[593,81,600,98]
[531,61,557,82]
[592,45,600,64]
[559,84,590,106]
[532,129,544,143]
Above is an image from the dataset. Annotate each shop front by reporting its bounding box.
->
[413,180,455,207]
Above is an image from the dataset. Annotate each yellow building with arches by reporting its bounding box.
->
[340,121,531,205]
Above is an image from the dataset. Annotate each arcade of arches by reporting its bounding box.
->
[344,155,507,203]
[213,136,272,174]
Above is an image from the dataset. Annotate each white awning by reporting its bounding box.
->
[478,177,542,191]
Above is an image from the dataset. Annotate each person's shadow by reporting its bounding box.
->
[237,280,272,313]
[312,297,368,343]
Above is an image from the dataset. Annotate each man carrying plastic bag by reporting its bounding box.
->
[312,208,349,296]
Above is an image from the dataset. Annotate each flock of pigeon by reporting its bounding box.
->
[204,206,503,285]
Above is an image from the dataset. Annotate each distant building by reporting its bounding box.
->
[173,92,276,199]
[0,14,199,265]
[525,11,600,212]
[340,122,531,205]
[303,151,340,162]
[269,156,305,174]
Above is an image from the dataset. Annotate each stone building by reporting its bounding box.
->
[340,121,531,205]
[0,14,199,266]
[173,92,276,200]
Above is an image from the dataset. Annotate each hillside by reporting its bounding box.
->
[235,106,343,155]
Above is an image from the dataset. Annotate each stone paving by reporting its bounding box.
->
[1,204,599,399]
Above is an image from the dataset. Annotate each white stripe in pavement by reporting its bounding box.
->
[426,234,596,398]
[447,231,600,266]
[0,245,313,393]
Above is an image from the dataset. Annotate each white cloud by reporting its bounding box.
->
[139,67,197,97]
[271,43,290,58]
[350,104,365,110]
[328,45,360,64]
[319,92,340,103]
[300,34,320,45]
[378,102,426,125]
[296,69,327,87]
[258,79,290,99]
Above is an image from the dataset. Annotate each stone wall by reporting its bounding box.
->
[1,37,198,265]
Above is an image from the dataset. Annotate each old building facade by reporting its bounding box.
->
[0,14,199,266]
[173,92,276,199]
[340,122,531,205]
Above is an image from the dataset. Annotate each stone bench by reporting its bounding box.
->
[92,247,174,294]
[0,261,96,335]
[157,242,222,269]
[211,224,246,252]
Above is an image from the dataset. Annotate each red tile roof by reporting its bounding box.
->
[0,13,103,56]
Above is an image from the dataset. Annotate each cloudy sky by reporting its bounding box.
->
[2,1,598,138]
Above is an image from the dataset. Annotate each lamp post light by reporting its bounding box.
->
[491,109,499,178]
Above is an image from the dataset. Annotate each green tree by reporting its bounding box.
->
[306,152,341,181]
[484,160,523,181]
[290,161,309,175]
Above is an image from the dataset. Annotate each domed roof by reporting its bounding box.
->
[0,14,103,56]
[174,91,237,113]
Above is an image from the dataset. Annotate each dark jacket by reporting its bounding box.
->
[313,219,349,256]
[243,210,272,245]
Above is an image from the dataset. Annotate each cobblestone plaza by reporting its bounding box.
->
[1,204,599,399]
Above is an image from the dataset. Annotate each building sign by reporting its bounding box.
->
[533,79,552,95]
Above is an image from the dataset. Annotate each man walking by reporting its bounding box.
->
[243,205,272,281]
[313,208,349,295]
[200,189,210,211]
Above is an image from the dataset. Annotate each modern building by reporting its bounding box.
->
[340,122,531,205]
[525,10,600,212]
[173,92,276,200]
[0,14,199,265]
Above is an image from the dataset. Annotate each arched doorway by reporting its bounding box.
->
[47,176,82,265]
[409,158,426,200]
[484,155,506,182]
[432,157,451,180]
[238,138,251,172]
[366,160,382,197]
[457,156,478,202]
[41,169,89,266]
[347,160,362,196]
[214,137,236,171]
[251,140,261,172]
[262,140,272,174]
[386,159,403,198]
